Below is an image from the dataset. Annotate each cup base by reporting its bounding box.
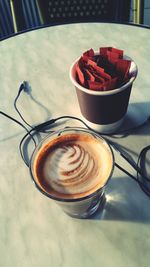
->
[82,116,125,134]
[65,193,106,219]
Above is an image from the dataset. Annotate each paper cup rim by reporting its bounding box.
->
[69,54,138,96]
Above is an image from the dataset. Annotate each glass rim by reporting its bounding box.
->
[29,127,115,203]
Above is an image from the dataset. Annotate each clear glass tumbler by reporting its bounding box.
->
[30,127,114,218]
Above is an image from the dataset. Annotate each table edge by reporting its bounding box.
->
[0,21,149,42]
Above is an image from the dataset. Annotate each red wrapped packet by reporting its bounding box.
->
[76,62,85,86]
[75,47,131,91]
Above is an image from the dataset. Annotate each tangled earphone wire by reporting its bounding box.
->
[0,81,150,197]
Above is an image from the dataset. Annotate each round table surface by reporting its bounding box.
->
[0,23,150,267]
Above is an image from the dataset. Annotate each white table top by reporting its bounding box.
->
[0,23,150,267]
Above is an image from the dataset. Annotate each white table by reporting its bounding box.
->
[0,23,150,267]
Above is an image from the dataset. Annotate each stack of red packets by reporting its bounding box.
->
[76,47,131,91]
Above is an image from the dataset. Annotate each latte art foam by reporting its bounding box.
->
[43,143,98,194]
[33,133,113,199]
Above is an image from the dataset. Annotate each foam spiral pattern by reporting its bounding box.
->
[43,143,100,195]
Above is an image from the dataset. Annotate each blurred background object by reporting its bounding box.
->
[144,0,150,25]
[0,0,15,39]
[131,0,150,25]
[10,0,41,32]
[36,0,131,25]
[0,0,149,40]
[132,0,144,24]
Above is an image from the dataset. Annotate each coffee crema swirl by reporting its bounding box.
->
[44,143,98,194]
[33,133,113,199]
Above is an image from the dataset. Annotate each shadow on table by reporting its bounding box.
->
[92,176,150,223]
[121,101,150,136]
[19,99,150,164]
[28,91,51,120]
[0,130,24,142]
[0,100,150,143]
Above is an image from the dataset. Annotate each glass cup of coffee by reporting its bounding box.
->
[30,127,114,218]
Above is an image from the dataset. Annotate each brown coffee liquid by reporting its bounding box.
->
[32,133,113,199]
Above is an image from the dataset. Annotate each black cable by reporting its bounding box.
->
[115,161,150,198]
[14,82,33,129]
[115,162,137,182]
[20,114,150,198]
[1,81,150,199]
[34,115,91,132]
[14,81,150,137]
[136,145,150,197]
[33,114,150,137]
[2,108,150,198]
[0,111,37,164]
[19,128,35,167]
